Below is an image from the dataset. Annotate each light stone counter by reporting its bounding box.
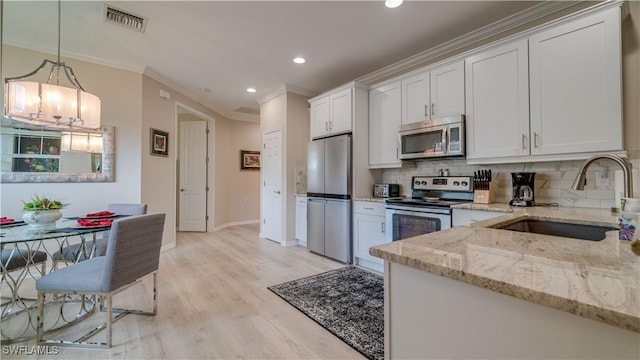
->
[370,206,640,333]
[353,197,388,203]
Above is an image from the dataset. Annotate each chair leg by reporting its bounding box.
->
[36,291,45,345]
[106,293,112,348]
[152,272,158,315]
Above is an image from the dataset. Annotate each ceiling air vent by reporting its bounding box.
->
[104,4,147,33]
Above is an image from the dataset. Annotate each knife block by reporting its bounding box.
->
[473,182,495,204]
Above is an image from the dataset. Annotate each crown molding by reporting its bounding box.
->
[257,83,318,105]
[356,0,584,86]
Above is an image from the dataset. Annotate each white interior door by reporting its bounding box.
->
[178,120,207,231]
[262,129,283,244]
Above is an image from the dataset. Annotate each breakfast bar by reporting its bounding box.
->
[370,206,640,359]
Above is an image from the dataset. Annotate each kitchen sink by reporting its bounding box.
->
[494,219,618,241]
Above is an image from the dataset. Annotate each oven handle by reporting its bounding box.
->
[385,206,451,216]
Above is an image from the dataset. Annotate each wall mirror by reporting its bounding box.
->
[0,120,115,183]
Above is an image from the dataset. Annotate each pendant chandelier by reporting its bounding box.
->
[3,0,101,130]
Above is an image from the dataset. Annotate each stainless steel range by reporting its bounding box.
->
[385,175,473,242]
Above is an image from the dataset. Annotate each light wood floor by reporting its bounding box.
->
[3,224,365,359]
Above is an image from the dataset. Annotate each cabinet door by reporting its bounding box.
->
[310,96,330,139]
[529,7,622,155]
[295,197,307,245]
[430,60,465,118]
[369,81,402,167]
[353,213,386,264]
[401,70,430,125]
[329,88,353,135]
[465,39,530,160]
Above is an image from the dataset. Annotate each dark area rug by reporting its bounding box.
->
[268,266,384,360]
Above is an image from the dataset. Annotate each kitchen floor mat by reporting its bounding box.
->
[268,266,383,360]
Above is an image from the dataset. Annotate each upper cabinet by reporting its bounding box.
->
[310,87,353,139]
[465,39,530,160]
[465,5,623,163]
[528,7,622,156]
[401,60,465,126]
[369,81,402,168]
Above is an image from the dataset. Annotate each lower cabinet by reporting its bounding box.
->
[451,208,505,227]
[295,196,307,246]
[353,201,387,272]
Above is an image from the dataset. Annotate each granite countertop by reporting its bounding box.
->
[353,197,388,203]
[370,206,640,333]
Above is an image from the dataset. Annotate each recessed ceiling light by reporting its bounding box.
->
[385,0,403,9]
[293,57,306,64]
[247,87,257,93]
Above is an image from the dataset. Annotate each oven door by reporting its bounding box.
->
[385,206,452,242]
[398,124,447,160]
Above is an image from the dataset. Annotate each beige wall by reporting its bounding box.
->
[1,45,143,218]
[1,45,262,249]
[259,90,310,245]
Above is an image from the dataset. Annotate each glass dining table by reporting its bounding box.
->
[1,219,114,344]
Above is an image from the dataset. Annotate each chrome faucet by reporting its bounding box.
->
[571,153,634,199]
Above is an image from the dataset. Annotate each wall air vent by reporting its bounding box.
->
[104,4,147,33]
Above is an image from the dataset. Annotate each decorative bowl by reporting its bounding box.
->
[22,209,62,229]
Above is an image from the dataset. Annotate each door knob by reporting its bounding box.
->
[180,188,185,192]
[274,190,281,194]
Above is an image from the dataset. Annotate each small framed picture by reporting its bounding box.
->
[150,128,169,157]
[240,150,260,170]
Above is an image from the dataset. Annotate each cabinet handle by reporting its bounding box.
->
[381,222,385,234]
[534,132,539,148]
[329,121,332,131]
[522,134,527,150]
[424,104,428,117]
[363,207,374,210]
[431,103,435,116]
[325,122,329,131]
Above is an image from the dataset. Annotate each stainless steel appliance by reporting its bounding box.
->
[373,183,400,198]
[398,115,465,160]
[307,134,352,263]
[510,172,536,207]
[385,175,473,241]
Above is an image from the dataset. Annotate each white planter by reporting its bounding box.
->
[22,209,62,229]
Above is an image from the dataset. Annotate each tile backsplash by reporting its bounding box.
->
[381,157,640,209]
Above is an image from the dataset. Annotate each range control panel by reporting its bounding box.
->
[412,176,473,192]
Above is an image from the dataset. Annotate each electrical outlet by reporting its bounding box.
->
[596,166,610,187]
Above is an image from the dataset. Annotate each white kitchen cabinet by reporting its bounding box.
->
[465,38,530,160]
[353,201,387,272]
[529,7,622,156]
[401,60,464,126]
[309,87,353,139]
[451,208,505,227]
[369,81,402,168]
[466,6,623,163]
[295,196,307,246]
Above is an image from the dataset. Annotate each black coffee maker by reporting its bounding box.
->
[510,172,536,207]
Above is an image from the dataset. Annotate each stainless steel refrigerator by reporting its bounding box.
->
[306,134,352,264]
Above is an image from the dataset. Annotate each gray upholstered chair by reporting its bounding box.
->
[52,203,147,265]
[1,248,47,274]
[36,213,165,348]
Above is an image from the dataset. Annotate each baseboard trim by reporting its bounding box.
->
[211,220,259,232]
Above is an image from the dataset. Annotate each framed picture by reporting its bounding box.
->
[240,150,260,170]
[150,128,169,157]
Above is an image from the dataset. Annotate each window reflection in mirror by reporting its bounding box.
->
[0,122,114,183]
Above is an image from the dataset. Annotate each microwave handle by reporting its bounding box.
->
[442,127,448,152]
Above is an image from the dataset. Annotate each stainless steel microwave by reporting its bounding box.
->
[397,115,465,160]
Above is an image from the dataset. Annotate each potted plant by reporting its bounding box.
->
[22,195,66,229]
